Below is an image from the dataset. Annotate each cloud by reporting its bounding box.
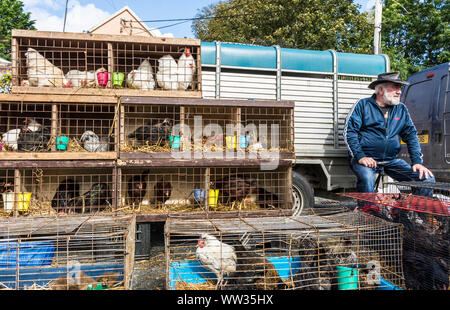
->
[25,0,111,33]
[23,1,173,37]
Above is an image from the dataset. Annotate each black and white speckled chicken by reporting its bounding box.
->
[127,118,173,146]
[67,183,110,213]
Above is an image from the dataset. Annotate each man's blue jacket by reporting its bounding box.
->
[344,94,423,165]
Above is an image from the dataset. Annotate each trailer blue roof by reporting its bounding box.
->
[201,42,388,76]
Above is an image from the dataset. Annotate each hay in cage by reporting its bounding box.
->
[164,210,405,290]
[0,214,135,290]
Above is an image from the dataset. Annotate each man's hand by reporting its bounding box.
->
[358,157,377,168]
[412,163,434,180]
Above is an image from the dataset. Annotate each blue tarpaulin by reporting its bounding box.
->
[0,241,55,268]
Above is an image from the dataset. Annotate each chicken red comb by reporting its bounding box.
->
[185,48,191,57]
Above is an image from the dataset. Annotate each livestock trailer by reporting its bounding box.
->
[199,42,390,212]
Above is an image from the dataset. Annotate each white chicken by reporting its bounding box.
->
[2,129,21,151]
[25,47,68,87]
[196,233,237,287]
[1,119,43,151]
[127,59,155,90]
[65,68,106,88]
[80,130,108,152]
[156,55,179,90]
[177,48,196,90]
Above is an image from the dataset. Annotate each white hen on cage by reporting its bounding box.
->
[127,59,155,90]
[177,48,196,90]
[156,55,179,90]
[25,48,67,87]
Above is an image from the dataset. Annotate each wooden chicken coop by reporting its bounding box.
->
[0,214,135,290]
[165,210,405,290]
[0,94,118,160]
[340,181,449,290]
[10,30,201,98]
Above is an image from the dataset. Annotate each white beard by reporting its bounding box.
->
[383,91,400,106]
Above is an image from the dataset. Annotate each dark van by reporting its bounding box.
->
[399,62,450,182]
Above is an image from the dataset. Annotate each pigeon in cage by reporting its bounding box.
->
[196,233,237,288]
[153,179,172,204]
[127,118,173,147]
[25,47,69,87]
[80,130,109,152]
[177,48,196,90]
[127,170,150,205]
[156,55,179,90]
[126,59,155,90]
[51,178,80,213]
[17,119,51,152]
[67,182,110,213]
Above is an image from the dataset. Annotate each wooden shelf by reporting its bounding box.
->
[12,86,202,99]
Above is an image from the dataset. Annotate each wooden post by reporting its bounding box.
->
[124,215,136,289]
[112,166,117,210]
[51,104,58,152]
[204,167,210,212]
[11,38,18,86]
[107,43,114,88]
[236,107,241,152]
[116,167,122,209]
[286,166,293,209]
[120,104,125,152]
[13,169,21,217]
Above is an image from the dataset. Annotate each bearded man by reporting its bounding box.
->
[343,72,435,215]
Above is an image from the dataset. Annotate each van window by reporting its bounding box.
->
[438,75,448,118]
[403,79,433,122]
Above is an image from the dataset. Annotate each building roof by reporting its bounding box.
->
[88,5,159,37]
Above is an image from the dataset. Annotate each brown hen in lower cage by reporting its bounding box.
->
[164,210,404,290]
[118,166,292,214]
[0,214,135,290]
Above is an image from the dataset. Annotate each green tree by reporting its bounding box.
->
[381,0,449,78]
[0,0,35,60]
[192,0,373,53]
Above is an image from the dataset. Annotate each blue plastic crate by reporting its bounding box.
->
[169,256,301,290]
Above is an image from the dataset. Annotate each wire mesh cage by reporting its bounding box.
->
[339,181,449,290]
[118,166,293,214]
[121,104,179,152]
[0,214,135,290]
[165,210,404,290]
[12,30,201,95]
[0,100,117,153]
[119,99,295,155]
[0,168,115,216]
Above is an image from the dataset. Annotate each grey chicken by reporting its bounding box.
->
[80,130,109,152]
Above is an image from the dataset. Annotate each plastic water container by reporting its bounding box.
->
[193,189,205,202]
[2,192,32,212]
[113,72,124,87]
[56,136,69,150]
[169,136,180,149]
[336,266,359,290]
[239,135,250,148]
[208,189,219,207]
[97,72,109,87]
[225,136,236,150]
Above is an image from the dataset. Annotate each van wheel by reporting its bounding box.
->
[292,171,314,216]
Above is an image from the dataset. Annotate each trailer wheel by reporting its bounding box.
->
[292,171,314,215]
